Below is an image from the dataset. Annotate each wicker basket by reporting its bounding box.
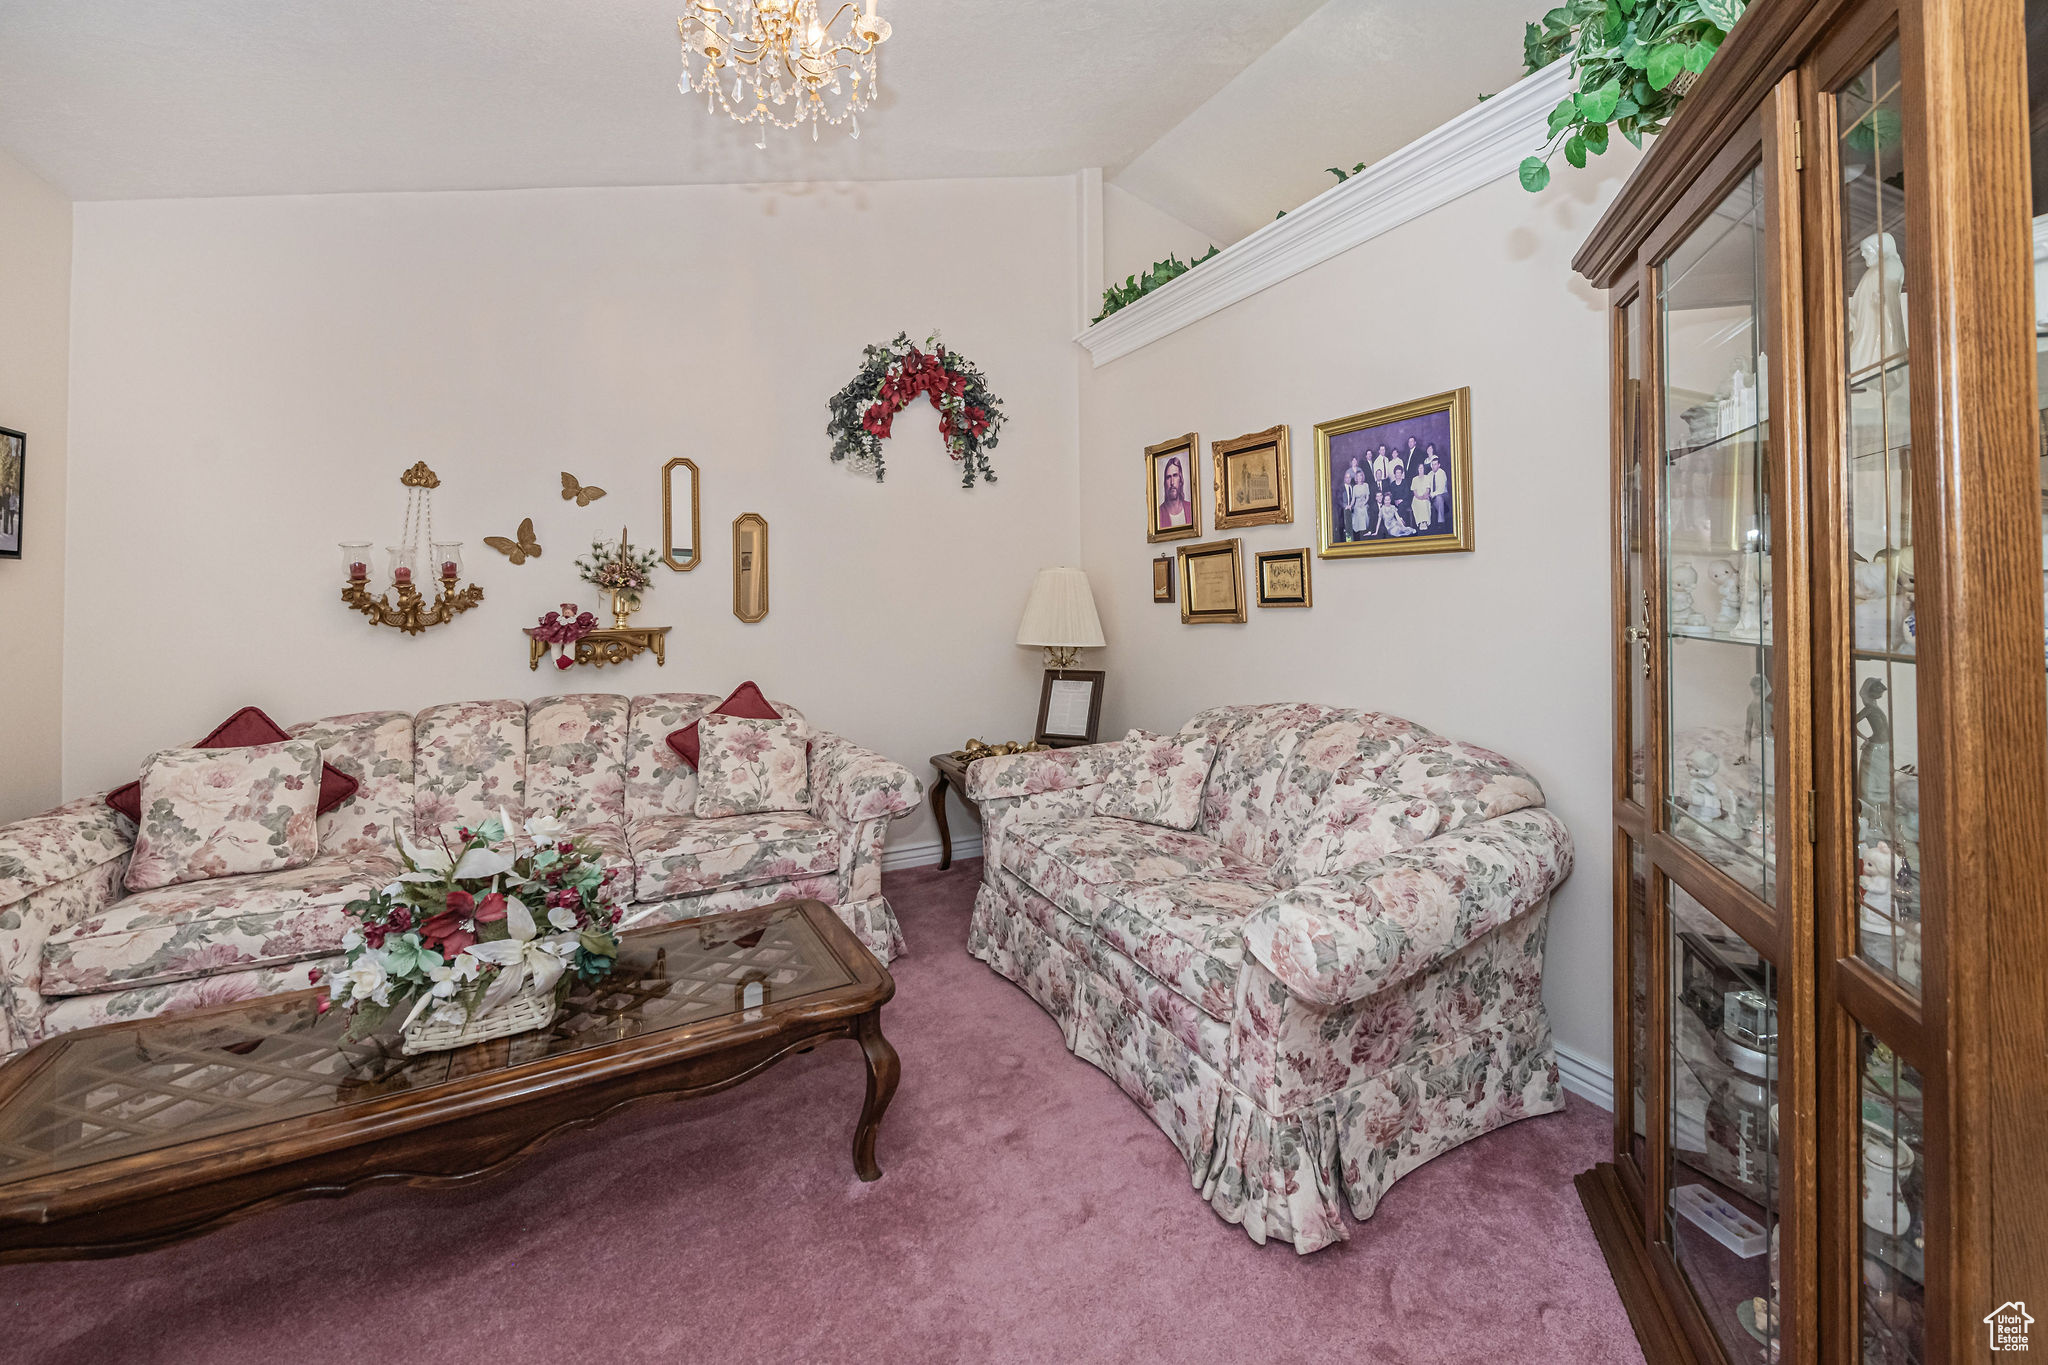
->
[401,982,559,1056]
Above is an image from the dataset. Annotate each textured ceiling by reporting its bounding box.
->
[0,0,1328,200]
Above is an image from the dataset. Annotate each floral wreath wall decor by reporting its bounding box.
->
[826,332,1007,487]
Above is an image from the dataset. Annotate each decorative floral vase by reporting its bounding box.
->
[400,979,560,1056]
[609,588,638,629]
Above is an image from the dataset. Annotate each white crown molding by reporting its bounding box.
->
[1076,60,1573,367]
[1556,1039,1616,1112]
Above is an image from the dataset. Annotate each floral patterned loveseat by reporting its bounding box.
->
[966,702,1573,1253]
[0,693,921,1054]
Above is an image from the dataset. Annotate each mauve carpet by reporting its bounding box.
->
[1,860,1643,1365]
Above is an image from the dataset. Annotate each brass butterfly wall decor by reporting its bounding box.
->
[561,472,606,507]
[484,517,542,565]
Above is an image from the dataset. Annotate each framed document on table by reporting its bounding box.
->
[1036,669,1105,748]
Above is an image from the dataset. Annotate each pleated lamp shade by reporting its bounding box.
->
[1015,567,1106,649]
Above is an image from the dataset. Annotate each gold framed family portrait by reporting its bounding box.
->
[1144,433,1201,542]
[1314,387,1474,559]
[1212,424,1292,529]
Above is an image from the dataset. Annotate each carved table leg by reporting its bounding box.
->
[852,1008,900,1182]
[930,773,953,871]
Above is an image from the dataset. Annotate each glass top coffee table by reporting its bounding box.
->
[0,898,897,1263]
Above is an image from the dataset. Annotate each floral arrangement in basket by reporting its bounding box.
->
[576,528,660,625]
[325,809,623,1049]
[826,332,1006,487]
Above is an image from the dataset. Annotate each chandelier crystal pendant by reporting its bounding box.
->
[677,0,890,147]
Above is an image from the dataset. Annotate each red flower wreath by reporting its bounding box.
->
[826,332,1007,487]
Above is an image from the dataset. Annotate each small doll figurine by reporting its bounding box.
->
[1671,561,1707,628]
[1889,547,1915,654]
[1708,558,1742,628]
[1684,748,1724,824]
[1852,556,1891,652]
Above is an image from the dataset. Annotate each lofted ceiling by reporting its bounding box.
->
[0,0,1331,201]
[1111,0,1542,245]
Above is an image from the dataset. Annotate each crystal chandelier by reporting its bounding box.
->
[677,0,891,146]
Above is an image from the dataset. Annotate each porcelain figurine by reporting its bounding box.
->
[1854,678,1894,839]
[1853,556,1892,652]
[1709,558,1742,628]
[1889,546,1915,654]
[1736,555,1764,635]
[1861,1127,1916,1238]
[1743,674,1774,774]
[1684,748,1724,824]
[1848,231,1908,374]
[1670,561,1707,629]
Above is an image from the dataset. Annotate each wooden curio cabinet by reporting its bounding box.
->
[1575,0,2048,1361]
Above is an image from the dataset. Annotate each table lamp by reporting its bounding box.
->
[1016,567,1106,746]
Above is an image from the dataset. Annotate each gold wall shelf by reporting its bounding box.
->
[524,626,671,670]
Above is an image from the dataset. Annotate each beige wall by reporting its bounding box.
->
[0,149,71,824]
[1077,156,1638,1071]
[64,177,1082,857]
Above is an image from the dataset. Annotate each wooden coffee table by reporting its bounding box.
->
[0,898,897,1263]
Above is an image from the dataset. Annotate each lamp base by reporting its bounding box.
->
[1043,645,1081,669]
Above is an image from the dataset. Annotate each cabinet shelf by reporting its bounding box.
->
[1667,419,1766,464]
[1671,624,1772,648]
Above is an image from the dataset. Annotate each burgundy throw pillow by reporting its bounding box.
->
[105,706,360,823]
[666,682,781,769]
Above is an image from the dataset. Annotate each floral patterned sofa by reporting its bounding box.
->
[0,693,921,1054]
[966,702,1573,1253]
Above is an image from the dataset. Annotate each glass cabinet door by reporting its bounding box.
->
[1826,34,1926,1365]
[1652,152,1787,1365]
[1661,167,1777,904]
[1835,42,1921,998]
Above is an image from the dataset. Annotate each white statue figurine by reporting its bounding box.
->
[1848,232,1907,373]
[1889,546,1915,654]
[1709,558,1742,628]
[1853,556,1891,652]
[1671,561,1707,628]
[1685,749,1724,824]
[1736,554,1764,635]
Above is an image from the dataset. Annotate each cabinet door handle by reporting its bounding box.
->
[1623,624,1652,676]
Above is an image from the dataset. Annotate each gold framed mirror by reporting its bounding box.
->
[661,458,700,571]
[733,513,768,622]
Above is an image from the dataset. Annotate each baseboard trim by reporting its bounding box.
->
[1556,1040,1616,1112]
[881,836,982,873]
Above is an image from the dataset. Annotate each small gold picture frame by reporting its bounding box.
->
[1314,387,1474,559]
[1177,538,1246,624]
[733,513,768,623]
[661,457,700,571]
[1152,554,1175,603]
[1145,433,1201,542]
[1255,548,1313,608]
[1213,424,1292,529]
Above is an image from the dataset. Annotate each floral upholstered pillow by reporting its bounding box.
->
[1093,728,1217,831]
[694,715,812,818]
[125,740,324,892]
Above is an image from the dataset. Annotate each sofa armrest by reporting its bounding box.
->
[810,730,923,826]
[0,796,136,1053]
[1241,807,1573,1010]
[964,742,1125,803]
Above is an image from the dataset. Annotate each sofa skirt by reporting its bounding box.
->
[968,879,1563,1253]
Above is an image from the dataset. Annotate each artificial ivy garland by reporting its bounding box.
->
[826,332,1006,487]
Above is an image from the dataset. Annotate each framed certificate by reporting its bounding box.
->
[1035,669,1105,748]
[1176,538,1246,624]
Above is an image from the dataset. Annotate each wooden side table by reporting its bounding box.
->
[927,753,977,872]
